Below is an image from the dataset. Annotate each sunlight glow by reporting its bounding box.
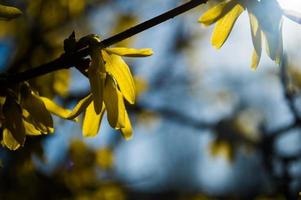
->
[277,0,301,12]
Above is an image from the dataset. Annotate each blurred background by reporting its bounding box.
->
[1,0,301,199]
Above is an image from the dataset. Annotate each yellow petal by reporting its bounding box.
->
[40,96,77,121]
[88,47,106,114]
[22,91,53,133]
[106,48,153,57]
[248,0,283,64]
[0,4,22,20]
[248,12,262,70]
[262,25,283,64]
[211,3,244,49]
[120,110,133,140]
[102,50,136,104]
[67,94,93,119]
[2,129,20,150]
[198,0,236,26]
[103,75,126,129]
[82,102,105,137]
[23,109,48,135]
[23,120,42,136]
[251,50,260,71]
[3,98,25,145]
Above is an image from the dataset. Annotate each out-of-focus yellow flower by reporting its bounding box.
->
[67,35,153,140]
[179,194,215,200]
[210,109,263,162]
[53,69,71,97]
[288,65,301,92]
[93,184,125,200]
[134,76,149,96]
[96,147,114,170]
[199,0,283,69]
[210,140,233,161]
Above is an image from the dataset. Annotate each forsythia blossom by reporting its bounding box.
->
[67,35,153,139]
[0,83,74,150]
[199,0,285,69]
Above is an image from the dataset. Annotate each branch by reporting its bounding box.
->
[280,54,301,122]
[0,0,208,85]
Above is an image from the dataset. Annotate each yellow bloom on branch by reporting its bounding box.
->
[68,37,153,140]
[88,41,153,112]
[199,0,284,69]
[68,82,132,140]
[0,83,74,150]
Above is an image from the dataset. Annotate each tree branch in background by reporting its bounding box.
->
[280,54,301,122]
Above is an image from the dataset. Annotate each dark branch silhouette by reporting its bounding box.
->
[0,0,208,85]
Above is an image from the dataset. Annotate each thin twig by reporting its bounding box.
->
[280,54,301,122]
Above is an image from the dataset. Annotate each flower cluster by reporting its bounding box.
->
[199,0,284,69]
[0,83,73,150]
[66,35,153,139]
[0,34,152,150]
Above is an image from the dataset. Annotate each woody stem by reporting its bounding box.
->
[0,0,207,85]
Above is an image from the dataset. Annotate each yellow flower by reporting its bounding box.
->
[2,95,25,150]
[89,45,153,112]
[0,83,74,150]
[199,0,283,69]
[68,77,133,140]
[96,147,114,170]
[68,43,153,140]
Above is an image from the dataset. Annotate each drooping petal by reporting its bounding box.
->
[116,89,126,129]
[198,0,236,26]
[248,0,283,64]
[82,102,105,137]
[88,47,106,114]
[120,110,133,140]
[261,28,283,64]
[22,109,48,135]
[248,11,262,70]
[23,120,42,136]
[40,96,77,121]
[2,129,20,150]
[2,98,25,145]
[211,3,244,49]
[102,50,136,104]
[67,94,93,119]
[103,75,126,129]
[22,91,53,133]
[106,48,153,57]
